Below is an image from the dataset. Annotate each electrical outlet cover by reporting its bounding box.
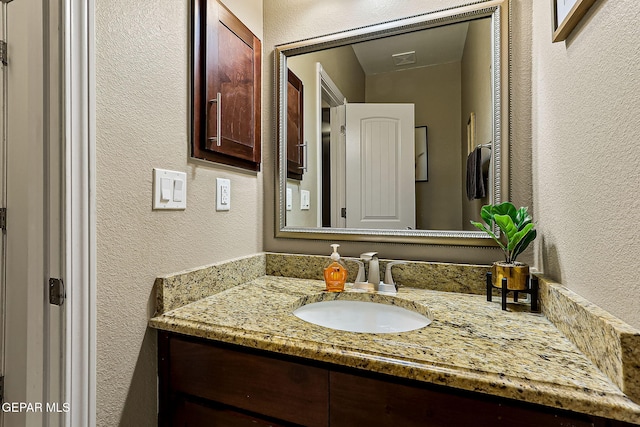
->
[300,190,310,210]
[216,178,231,211]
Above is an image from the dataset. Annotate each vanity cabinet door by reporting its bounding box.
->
[161,333,329,427]
[287,69,304,180]
[329,371,600,427]
[192,0,261,170]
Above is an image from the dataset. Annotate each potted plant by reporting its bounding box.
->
[470,202,537,290]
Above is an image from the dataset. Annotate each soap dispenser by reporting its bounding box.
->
[324,244,347,292]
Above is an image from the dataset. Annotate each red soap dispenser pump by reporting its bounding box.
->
[324,244,347,292]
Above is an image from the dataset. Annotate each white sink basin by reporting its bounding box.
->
[293,300,431,333]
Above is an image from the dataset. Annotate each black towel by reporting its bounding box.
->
[466,146,485,200]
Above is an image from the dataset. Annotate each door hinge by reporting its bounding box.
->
[341,207,347,218]
[0,208,6,231]
[0,41,6,66]
[49,278,65,306]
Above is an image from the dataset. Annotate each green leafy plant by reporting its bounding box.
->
[470,202,537,264]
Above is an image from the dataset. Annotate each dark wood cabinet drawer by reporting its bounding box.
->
[168,336,329,427]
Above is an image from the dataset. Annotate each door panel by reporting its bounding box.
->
[0,4,5,420]
[286,69,304,180]
[3,0,65,425]
[345,103,415,229]
[193,0,261,169]
[5,0,46,424]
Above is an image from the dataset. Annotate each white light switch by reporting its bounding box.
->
[300,190,310,210]
[216,178,231,211]
[286,187,293,211]
[173,179,184,202]
[161,178,172,201]
[153,168,187,210]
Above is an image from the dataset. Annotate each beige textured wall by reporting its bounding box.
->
[264,0,532,263]
[531,0,640,329]
[366,63,463,230]
[95,0,263,425]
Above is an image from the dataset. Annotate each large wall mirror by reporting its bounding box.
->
[275,0,510,246]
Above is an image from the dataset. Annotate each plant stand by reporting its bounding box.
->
[486,272,539,312]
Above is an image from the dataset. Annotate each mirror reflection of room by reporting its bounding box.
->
[284,17,494,232]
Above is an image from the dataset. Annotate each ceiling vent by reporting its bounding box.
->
[392,51,416,66]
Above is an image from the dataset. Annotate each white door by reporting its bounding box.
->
[345,103,415,229]
[3,1,65,426]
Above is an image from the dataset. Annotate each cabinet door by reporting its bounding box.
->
[330,371,599,427]
[166,335,329,427]
[287,69,304,180]
[192,0,261,170]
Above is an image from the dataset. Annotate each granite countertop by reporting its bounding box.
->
[149,275,640,424]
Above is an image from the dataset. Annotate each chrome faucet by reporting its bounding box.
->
[353,254,405,293]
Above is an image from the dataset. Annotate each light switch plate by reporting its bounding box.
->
[300,190,310,210]
[286,187,293,211]
[216,178,231,211]
[153,168,187,210]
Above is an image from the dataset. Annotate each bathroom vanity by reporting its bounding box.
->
[159,330,624,427]
[150,256,640,426]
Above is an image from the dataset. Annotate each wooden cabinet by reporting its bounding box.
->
[191,0,261,171]
[159,332,328,427]
[287,69,304,180]
[158,331,633,427]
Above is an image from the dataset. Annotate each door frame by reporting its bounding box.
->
[316,64,346,228]
[65,0,96,425]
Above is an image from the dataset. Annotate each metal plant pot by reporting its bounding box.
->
[492,262,529,291]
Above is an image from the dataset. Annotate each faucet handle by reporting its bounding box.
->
[353,259,366,283]
[383,261,407,286]
[360,252,378,261]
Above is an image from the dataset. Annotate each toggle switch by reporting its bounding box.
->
[173,179,184,202]
[161,178,172,201]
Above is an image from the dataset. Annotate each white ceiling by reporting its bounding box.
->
[351,22,470,75]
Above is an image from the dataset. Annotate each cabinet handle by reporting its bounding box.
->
[297,141,308,172]
[208,92,222,147]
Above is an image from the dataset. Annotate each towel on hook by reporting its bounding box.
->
[466,146,485,200]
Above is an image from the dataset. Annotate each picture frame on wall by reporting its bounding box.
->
[415,126,428,182]
[552,0,597,42]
